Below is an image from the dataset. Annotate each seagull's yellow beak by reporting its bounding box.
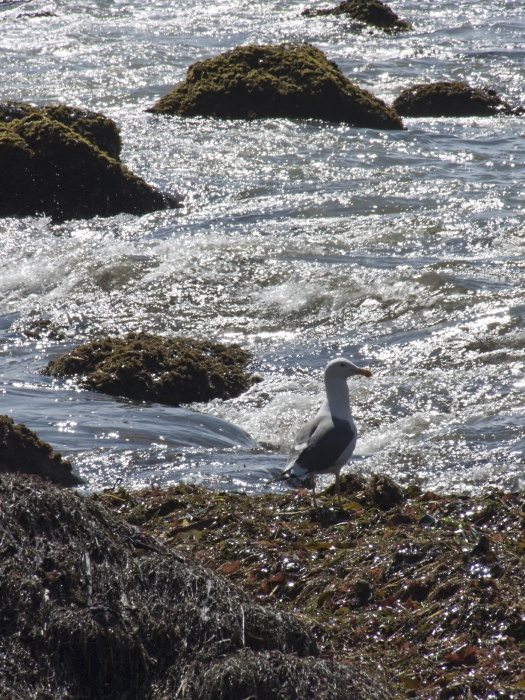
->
[355,367,372,377]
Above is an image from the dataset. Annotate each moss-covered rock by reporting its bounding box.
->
[0,415,83,486]
[392,81,513,117]
[0,114,180,221]
[44,332,255,405]
[0,474,393,699]
[0,101,122,159]
[303,0,412,33]
[148,42,404,130]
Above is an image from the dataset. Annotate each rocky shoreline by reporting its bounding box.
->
[97,476,525,699]
[1,419,524,698]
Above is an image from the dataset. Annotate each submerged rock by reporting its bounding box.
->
[0,474,393,699]
[0,113,180,221]
[0,101,122,159]
[148,42,404,130]
[44,332,256,405]
[0,415,83,486]
[302,0,412,33]
[393,81,513,117]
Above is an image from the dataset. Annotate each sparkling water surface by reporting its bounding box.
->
[1,0,524,493]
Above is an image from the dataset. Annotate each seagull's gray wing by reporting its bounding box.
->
[286,414,355,478]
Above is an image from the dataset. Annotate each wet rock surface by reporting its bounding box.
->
[302,0,412,33]
[0,111,180,221]
[393,81,514,117]
[0,415,83,486]
[44,331,256,405]
[148,42,404,130]
[0,474,393,699]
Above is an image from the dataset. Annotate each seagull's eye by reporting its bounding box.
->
[340,363,345,367]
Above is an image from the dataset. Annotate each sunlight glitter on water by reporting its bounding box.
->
[1,0,525,492]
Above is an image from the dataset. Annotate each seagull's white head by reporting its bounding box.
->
[325,357,372,380]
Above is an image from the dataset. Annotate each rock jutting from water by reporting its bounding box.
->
[43,332,257,405]
[0,101,122,159]
[0,110,180,221]
[302,0,412,33]
[0,473,393,699]
[147,42,404,130]
[0,415,84,486]
[392,81,514,117]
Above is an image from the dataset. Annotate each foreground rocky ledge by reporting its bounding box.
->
[0,474,392,699]
[44,332,256,405]
[99,474,525,698]
[0,103,180,221]
[148,42,404,130]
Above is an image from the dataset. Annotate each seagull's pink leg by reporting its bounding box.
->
[311,473,317,507]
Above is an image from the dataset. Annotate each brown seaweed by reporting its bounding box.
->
[0,474,392,699]
[100,475,525,698]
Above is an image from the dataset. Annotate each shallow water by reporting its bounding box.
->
[1,0,524,494]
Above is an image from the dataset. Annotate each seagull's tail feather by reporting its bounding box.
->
[267,460,309,488]
[268,467,294,485]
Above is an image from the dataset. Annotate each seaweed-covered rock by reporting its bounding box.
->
[303,0,412,33]
[392,81,513,117]
[0,114,180,221]
[106,481,525,698]
[148,42,404,130]
[161,648,391,699]
[0,415,83,486]
[0,474,393,699]
[0,101,122,159]
[44,332,255,404]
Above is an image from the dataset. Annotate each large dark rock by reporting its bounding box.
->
[303,0,412,33]
[44,332,256,405]
[148,42,404,130]
[393,81,513,117]
[0,474,393,699]
[0,101,122,159]
[0,415,83,486]
[0,113,180,221]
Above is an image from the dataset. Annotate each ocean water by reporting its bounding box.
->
[1,0,524,494]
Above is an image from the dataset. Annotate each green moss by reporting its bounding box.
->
[0,114,179,221]
[148,42,404,130]
[0,101,122,158]
[0,415,83,486]
[393,81,512,117]
[303,0,412,33]
[44,332,255,405]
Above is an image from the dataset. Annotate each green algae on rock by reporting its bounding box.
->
[393,81,514,118]
[0,473,393,699]
[0,415,83,486]
[0,101,122,159]
[148,42,404,130]
[302,0,412,33]
[44,332,255,405]
[0,113,180,221]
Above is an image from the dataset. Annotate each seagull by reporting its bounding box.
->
[274,358,372,508]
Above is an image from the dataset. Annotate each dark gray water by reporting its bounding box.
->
[1,0,524,494]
